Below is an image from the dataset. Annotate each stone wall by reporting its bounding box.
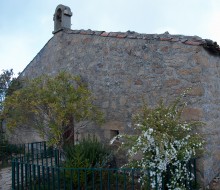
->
[7,126,43,144]
[13,29,220,187]
[197,49,220,186]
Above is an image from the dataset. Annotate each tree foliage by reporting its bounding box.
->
[0,69,14,112]
[2,72,103,148]
[0,69,22,137]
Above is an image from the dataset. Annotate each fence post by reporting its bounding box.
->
[25,163,28,188]
[43,142,47,156]
[16,161,20,190]
[55,150,58,166]
[131,169,134,190]
[31,143,34,162]
[57,167,60,190]
[194,159,197,188]
[21,162,24,190]
[12,160,15,190]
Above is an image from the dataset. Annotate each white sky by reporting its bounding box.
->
[1,0,220,75]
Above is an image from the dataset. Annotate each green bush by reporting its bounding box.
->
[0,143,24,156]
[62,136,113,188]
[63,136,112,168]
[0,139,24,168]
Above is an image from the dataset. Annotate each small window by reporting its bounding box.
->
[110,130,119,139]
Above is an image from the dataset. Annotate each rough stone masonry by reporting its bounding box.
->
[8,4,220,188]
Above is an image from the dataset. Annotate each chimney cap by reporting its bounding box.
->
[53,4,72,34]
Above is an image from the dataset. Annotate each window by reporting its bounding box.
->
[110,130,119,139]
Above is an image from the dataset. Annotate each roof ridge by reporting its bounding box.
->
[62,29,220,55]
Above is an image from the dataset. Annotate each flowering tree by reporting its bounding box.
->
[112,96,204,189]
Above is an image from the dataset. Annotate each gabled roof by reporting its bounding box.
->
[61,29,220,55]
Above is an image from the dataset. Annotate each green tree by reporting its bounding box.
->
[0,69,14,112]
[0,69,21,143]
[0,69,21,112]
[2,72,103,149]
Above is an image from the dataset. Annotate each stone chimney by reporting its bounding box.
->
[53,4,72,34]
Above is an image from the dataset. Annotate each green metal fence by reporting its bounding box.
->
[12,164,145,190]
[0,141,48,169]
[11,142,198,190]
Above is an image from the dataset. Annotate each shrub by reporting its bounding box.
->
[112,95,204,189]
[63,136,112,168]
[0,140,24,167]
[62,136,113,188]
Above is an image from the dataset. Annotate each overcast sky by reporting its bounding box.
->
[1,0,220,75]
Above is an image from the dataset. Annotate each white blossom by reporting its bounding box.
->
[116,97,203,189]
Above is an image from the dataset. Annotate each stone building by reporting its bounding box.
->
[9,4,220,188]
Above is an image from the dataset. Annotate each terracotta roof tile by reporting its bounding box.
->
[116,33,127,38]
[79,29,94,35]
[127,34,138,39]
[93,31,104,35]
[100,32,109,37]
[171,38,180,42]
[108,32,118,37]
[184,41,203,46]
[142,34,155,40]
[159,37,173,41]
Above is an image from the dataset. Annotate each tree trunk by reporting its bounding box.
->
[63,115,75,145]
